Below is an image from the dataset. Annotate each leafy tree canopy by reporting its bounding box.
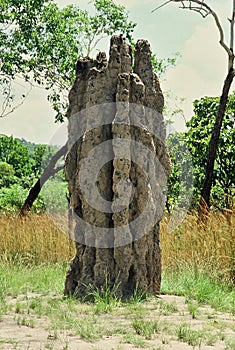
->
[185,93,235,209]
[0,135,32,179]
[167,92,235,211]
[0,0,136,121]
[0,0,179,121]
[0,135,57,187]
[0,161,17,188]
[0,134,65,212]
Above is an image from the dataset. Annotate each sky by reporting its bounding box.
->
[0,0,234,144]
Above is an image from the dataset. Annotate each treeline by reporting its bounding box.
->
[0,93,234,214]
[0,135,66,213]
[167,93,235,212]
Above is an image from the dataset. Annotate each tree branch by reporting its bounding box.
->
[0,77,33,118]
[230,0,235,51]
[152,0,234,69]
[19,143,68,217]
[151,0,172,12]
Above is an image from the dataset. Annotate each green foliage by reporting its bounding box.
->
[32,145,47,175]
[0,161,14,177]
[167,93,235,210]
[0,134,59,178]
[0,161,18,187]
[151,52,180,77]
[166,132,194,213]
[0,0,136,121]
[89,0,136,51]
[185,93,235,209]
[41,178,68,214]
[0,183,45,213]
[0,135,33,181]
[0,135,66,212]
[0,184,28,212]
[32,144,58,176]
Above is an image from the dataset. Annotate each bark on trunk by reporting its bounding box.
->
[19,143,67,217]
[199,68,235,220]
[64,36,171,298]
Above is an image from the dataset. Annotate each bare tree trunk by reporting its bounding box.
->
[199,68,235,220]
[19,143,67,217]
[64,36,171,298]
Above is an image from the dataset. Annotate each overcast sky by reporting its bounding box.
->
[0,0,234,144]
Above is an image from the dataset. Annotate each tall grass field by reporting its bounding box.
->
[0,212,234,310]
[0,212,234,284]
[0,212,234,350]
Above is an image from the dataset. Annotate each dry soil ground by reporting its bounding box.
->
[0,294,234,350]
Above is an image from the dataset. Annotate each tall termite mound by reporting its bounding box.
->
[64,35,171,298]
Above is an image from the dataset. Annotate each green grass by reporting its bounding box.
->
[159,300,178,315]
[75,316,104,342]
[89,284,121,314]
[161,268,235,314]
[177,323,203,347]
[0,261,67,298]
[0,260,234,349]
[0,261,234,314]
[15,315,35,328]
[187,301,200,319]
[122,332,147,348]
[225,338,235,350]
[132,319,159,339]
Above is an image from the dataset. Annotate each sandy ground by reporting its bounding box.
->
[0,294,234,350]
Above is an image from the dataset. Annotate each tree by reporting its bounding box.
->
[185,93,235,210]
[153,0,235,219]
[19,143,67,216]
[0,135,33,181]
[0,134,68,212]
[0,0,138,214]
[167,94,235,212]
[166,131,194,213]
[0,0,136,121]
[0,0,179,215]
[0,161,16,188]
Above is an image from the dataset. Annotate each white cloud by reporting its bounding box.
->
[162,19,235,130]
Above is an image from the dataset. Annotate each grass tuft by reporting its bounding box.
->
[132,319,159,339]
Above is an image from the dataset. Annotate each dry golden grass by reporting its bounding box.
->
[0,212,234,282]
[0,214,75,264]
[160,211,235,282]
